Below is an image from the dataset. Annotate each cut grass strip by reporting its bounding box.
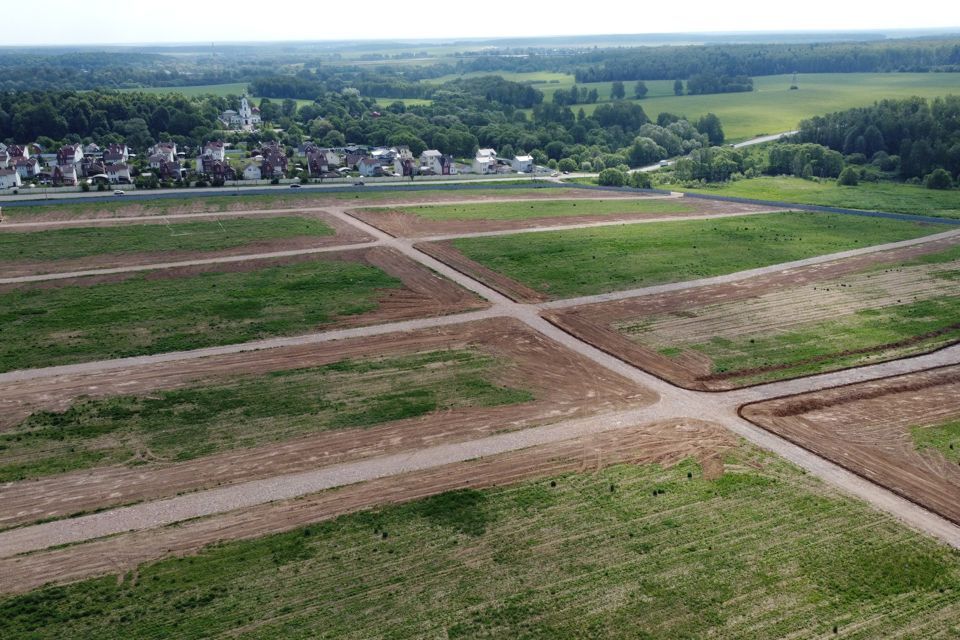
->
[377,198,694,221]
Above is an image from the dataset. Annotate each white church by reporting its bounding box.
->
[219,96,262,131]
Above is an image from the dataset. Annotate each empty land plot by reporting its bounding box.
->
[426,211,948,301]
[0,247,485,373]
[545,235,960,389]
[4,437,960,638]
[742,364,960,526]
[348,197,759,237]
[0,212,372,278]
[0,318,651,528]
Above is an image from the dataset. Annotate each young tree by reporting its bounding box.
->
[696,113,725,146]
[673,79,685,96]
[610,81,626,100]
[837,166,860,186]
[925,168,954,190]
[634,81,648,99]
[598,167,627,186]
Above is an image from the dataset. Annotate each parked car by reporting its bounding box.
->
[113,190,125,196]
[289,183,301,189]
[659,160,670,167]
[353,180,365,186]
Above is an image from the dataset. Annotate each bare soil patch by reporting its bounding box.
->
[0,317,654,529]
[347,196,769,237]
[545,235,960,390]
[0,418,730,594]
[0,211,371,278]
[741,365,960,525]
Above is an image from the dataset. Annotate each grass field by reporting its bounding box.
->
[0,259,401,372]
[451,211,946,299]
[680,176,960,219]
[0,217,334,263]
[0,349,531,481]
[2,186,572,220]
[117,83,249,97]
[913,418,960,464]
[371,198,694,221]
[512,73,959,142]
[373,97,434,108]
[4,446,960,638]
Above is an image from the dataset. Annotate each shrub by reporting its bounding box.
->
[598,168,627,187]
[837,167,859,186]
[924,168,954,190]
[630,171,652,189]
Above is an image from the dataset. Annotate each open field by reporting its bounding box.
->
[913,418,960,464]
[429,211,947,301]
[681,176,960,219]
[0,317,651,527]
[0,186,575,222]
[546,234,960,389]
[742,364,960,526]
[349,196,775,237]
[0,247,484,372]
[0,212,375,277]
[4,436,960,638]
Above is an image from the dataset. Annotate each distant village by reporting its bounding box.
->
[0,95,538,192]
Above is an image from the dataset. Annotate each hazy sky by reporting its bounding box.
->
[5,0,960,46]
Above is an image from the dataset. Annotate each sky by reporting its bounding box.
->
[4,0,960,46]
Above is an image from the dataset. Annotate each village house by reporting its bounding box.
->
[83,143,101,157]
[259,141,288,178]
[511,155,534,173]
[306,147,341,177]
[0,168,21,190]
[106,163,132,184]
[148,142,177,163]
[102,144,129,164]
[0,151,9,168]
[358,156,383,177]
[157,160,183,181]
[14,156,40,179]
[52,164,79,186]
[56,144,84,167]
[243,163,262,181]
[6,144,29,160]
[201,141,226,161]
[81,159,106,179]
[394,156,416,177]
[420,149,454,175]
[196,157,236,181]
[472,155,496,174]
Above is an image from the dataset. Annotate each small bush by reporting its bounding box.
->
[924,168,954,190]
[630,171,652,189]
[598,168,627,187]
[837,167,859,186]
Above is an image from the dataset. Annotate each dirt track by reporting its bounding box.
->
[0,318,652,528]
[742,365,960,525]
[0,418,734,594]
[0,211,371,279]
[347,196,774,238]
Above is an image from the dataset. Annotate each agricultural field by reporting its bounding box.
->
[0,247,484,372]
[681,176,960,220]
[0,317,649,528]
[429,211,947,301]
[546,234,960,389]
[117,82,249,97]
[4,439,960,638]
[742,363,960,525]
[348,195,773,237]
[0,213,374,277]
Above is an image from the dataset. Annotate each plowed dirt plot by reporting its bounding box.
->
[546,235,960,390]
[741,365,960,526]
[425,211,948,301]
[347,196,773,237]
[0,211,371,278]
[0,317,653,528]
[0,246,485,373]
[6,437,960,640]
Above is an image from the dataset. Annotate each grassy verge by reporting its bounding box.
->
[0,259,402,372]
[451,211,947,298]
[913,419,960,464]
[0,217,334,263]
[3,446,960,638]
[0,349,531,481]
[2,186,570,220]
[375,198,693,221]
[680,176,960,219]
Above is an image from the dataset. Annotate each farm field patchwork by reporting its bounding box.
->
[3,440,960,638]
[681,176,960,220]
[350,196,773,237]
[742,364,960,526]
[434,211,948,300]
[0,247,484,372]
[0,317,650,528]
[545,235,960,389]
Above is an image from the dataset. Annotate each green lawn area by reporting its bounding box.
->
[117,83,249,97]
[2,186,573,220]
[4,446,960,638]
[0,259,403,372]
[451,211,947,299]
[0,349,531,481]
[0,217,334,264]
[690,296,960,385]
[373,97,434,108]
[913,418,960,464]
[680,176,960,219]
[371,198,694,221]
